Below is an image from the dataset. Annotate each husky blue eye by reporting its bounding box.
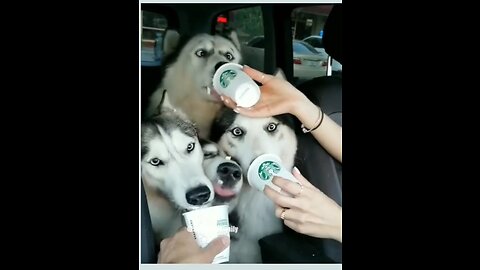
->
[225,52,234,61]
[267,123,278,132]
[187,142,195,153]
[195,49,206,57]
[149,158,164,166]
[231,127,244,137]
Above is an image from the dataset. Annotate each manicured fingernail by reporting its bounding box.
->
[220,95,224,101]
[243,64,249,69]
[233,108,239,113]
[293,166,300,174]
[224,98,230,104]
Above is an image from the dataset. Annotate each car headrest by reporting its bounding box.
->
[323,5,342,64]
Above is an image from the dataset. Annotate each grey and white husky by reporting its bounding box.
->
[141,110,244,244]
[146,31,242,139]
[141,109,214,242]
[200,138,243,213]
[210,108,298,263]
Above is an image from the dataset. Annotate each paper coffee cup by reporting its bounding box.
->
[247,154,299,192]
[182,205,230,264]
[212,63,260,108]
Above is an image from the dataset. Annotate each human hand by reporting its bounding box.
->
[221,65,309,118]
[158,228,230,263]
[263,167,342,242]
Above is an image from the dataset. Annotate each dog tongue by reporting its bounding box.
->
[214,184,235,197]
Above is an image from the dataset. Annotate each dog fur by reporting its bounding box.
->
[210,108,298,263]
[146,31,242,139]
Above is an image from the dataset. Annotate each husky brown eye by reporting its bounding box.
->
[187,142,195,153]
[149,158,164,166]
[267,123,278,132]
[231,127,244,137]
[195,49,206,57]
[225,52,234,61]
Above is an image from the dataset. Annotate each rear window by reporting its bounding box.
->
[293,42,318,54]
[215,6,265,72]
[304,37,324,48]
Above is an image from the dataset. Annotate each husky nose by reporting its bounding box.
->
[214,62,228,72]
[186,185,211,205]
[217,162,242,182]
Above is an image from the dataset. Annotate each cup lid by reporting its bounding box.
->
[212,63,243,94]
[247,154,282,191]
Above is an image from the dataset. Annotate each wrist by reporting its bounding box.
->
[291,92,314,117]
[293,97,321,130]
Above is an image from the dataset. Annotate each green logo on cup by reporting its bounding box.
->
[220,69,237,88]
[258,161,281,181]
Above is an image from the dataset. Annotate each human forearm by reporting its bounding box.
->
[291,95,342,163]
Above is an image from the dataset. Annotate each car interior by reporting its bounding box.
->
[141,3,342,264]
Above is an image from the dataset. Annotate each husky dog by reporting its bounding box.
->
[141,109,214,242]
[210,108,298,263]
[200,139,243,212]
[146,31,242,139]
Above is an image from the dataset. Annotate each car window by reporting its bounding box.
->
[141,11,167,66]
[248,37,265,48]
[215,6,265,71]
[305,37,324,48]
[293,42,318,55]
[291,5,338,80]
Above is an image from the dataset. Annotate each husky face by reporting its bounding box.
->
[169,32,242,102]
[141,110,214,210]
[200,139,243,211]
[211,109,298,180]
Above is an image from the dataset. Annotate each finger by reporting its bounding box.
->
[220,95,238,109]
[279,208,313,224]
[202,236,230,262]
[177,226,188,233]
[234,103,273,118]
[271,176,303,197]
[264,185,301,208]
[275,205,285,218]
[291,167,316,189]
[160,238,169,250]
[243,65,274,84]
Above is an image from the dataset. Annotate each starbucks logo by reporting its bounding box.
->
[258,161,281,181]
[220,70,237,88]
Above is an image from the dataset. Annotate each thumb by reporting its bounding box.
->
[243,65,273,84]
[291,167,315,189]
[203,236,230,258]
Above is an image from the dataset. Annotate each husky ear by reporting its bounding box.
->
[217,28,241,51]
[274,68,286,80]
[151,89,168,118]
[163,29,180,56]
[227,30,241,51]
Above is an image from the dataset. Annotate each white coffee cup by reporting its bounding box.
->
[247,154,299,192]
[212,63,260,108]
[182,205,230,264]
